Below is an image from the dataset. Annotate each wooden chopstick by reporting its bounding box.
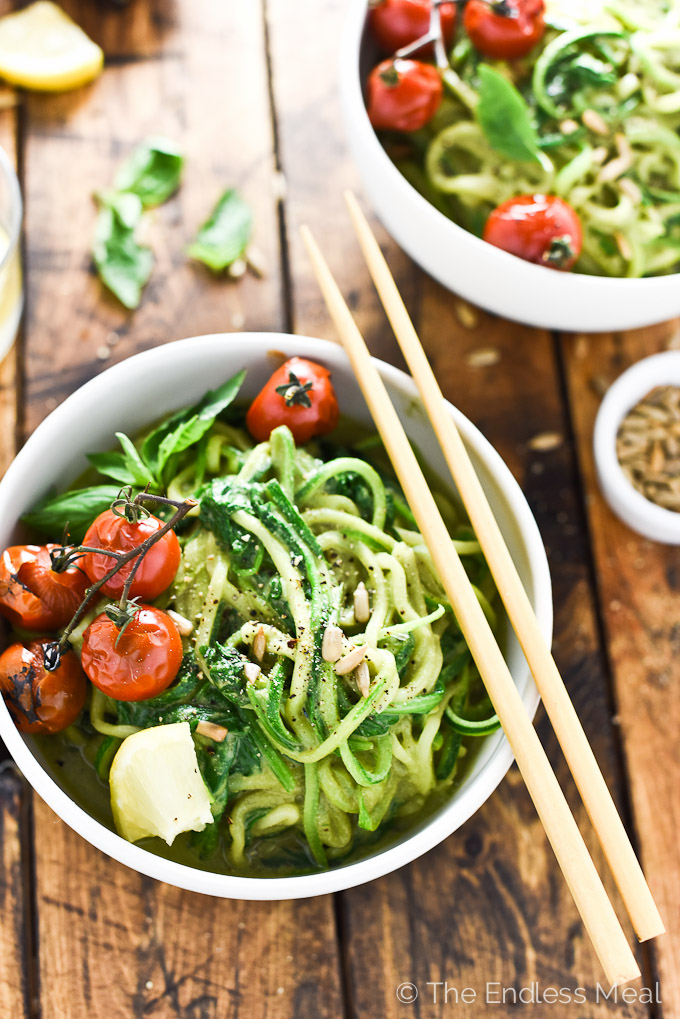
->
[300,222,641,988]
[343,190,665,946]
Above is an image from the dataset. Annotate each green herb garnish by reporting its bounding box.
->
[187,188,253,272]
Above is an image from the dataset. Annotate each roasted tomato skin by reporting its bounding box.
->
[463,0,546,60]
[483,194,583,270]
[0,641,87,734]
[367,58,443,133]
[246,356,340,444]
[81,606,183,702]
[0,544,88,631]
[369,0,457,53]
[81,511,180,601]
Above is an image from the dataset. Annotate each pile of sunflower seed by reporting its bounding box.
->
[616,385,680,510]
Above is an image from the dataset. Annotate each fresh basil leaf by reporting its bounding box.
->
[114,136,184,208]
[114,432,156,486]
[22,485,120,542]
[476,64,541,164]
[87,451,141,486]
[92,193,153,310]
[187,189,253,272]
[142,369,246,478]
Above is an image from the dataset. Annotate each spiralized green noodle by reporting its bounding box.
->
[381,0,680,277]
[78,413,500,872]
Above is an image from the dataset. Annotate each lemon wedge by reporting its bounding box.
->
[0,2,103,92]
[109,722,214,846]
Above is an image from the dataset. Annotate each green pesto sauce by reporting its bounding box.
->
[25,414,496,879]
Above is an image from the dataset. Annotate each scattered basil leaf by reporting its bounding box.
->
[475,64,541,164]
[22,485,121,542]
[142,369,246,480]
[114,136,184,208]
[92,193,153,310]
[187,189,253,272]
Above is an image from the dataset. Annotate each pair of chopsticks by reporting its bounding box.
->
[300,192,664,988]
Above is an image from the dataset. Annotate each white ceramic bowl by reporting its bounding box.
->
[0,334,552,899]
[594,351,680,543]
[339,0,680,332]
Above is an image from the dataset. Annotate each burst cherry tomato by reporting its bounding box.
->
[369,0,457,53]
[367,58,443,133]
[81,510,180,601]
[463,0,545,60]
[483,194,583,270]
[81,605,182,702]
[246,356,340,444]
[0,544,88,631]
[0,641,87,734]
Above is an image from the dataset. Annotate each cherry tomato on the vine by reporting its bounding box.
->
[81,510,180,601]
[81,605,183,702]
[369,0,457,54]
[0,544,88,631]
[367,58,443,133]
[246,356,340,445]
[483,194,583,270]
[0,641,87,733]
[463,0,545,60]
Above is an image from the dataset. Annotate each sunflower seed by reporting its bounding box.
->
[355,661,370,698]
[244,662,261,684]
[167,609,194,636]
[321,624,343,663]
[334,644,367,676]
[196,721,228,743]
[253,626,266,662]
[353,582,370,623]
[528,431,563,452]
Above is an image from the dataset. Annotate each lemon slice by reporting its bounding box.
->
[109,722,214,846]
[0,2,103,92]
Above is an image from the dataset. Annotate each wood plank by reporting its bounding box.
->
[34,797,341,1019]
[18,4,344,1017]
[0,764,32,1019]
[22,0,284,434]
[0,84,19,472]
[561,322,680,1019]
[267,2,648,1010]
[0,87,36,1019]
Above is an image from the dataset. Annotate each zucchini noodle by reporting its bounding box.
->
[379,0,680,277]
[47,409,501,874]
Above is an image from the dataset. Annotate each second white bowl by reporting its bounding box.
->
[339,0,680,332]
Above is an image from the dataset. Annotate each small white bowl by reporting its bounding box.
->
[0,334,552,899]
[594,351,680,544]
[339,0,680,332]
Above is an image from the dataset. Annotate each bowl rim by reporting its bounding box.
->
[341,0,679,295]
[593,350,680,544]
[0,333,552,899]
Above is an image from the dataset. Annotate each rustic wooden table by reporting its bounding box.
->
[0,1,677,1016]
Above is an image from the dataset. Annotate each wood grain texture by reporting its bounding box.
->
[22,0,283,434]
[34,798,342,1019]
[0,89,33,1019]
[0,765,32,1018]
[561,323,680,1019]
[20,4,343,1017]
[0,87,19,471]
